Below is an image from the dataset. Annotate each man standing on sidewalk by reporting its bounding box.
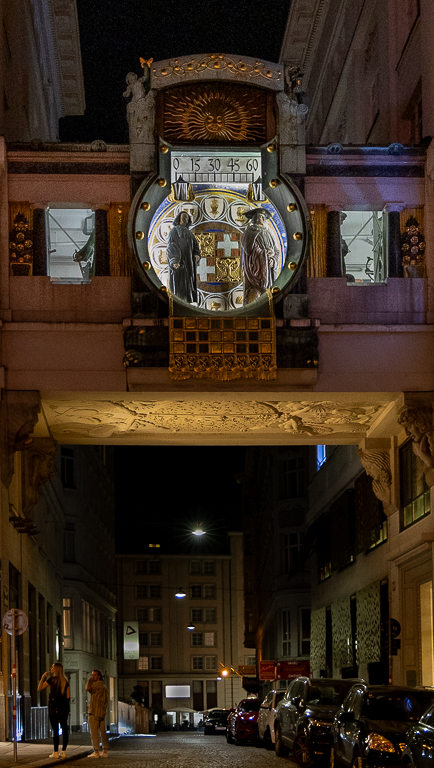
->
[86,670,109,758]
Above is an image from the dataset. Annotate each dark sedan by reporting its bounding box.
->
[203,708,230,735]
[402,700,434,768]
[331,684,434,768]
[275,676,363,766]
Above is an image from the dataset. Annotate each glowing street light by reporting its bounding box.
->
[192,527,206,537]
[187,624,195,631]
[175,588,186,598]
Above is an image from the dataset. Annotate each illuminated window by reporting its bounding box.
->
[46,207,95,282]
[63,598,72,649]
[204,632,216,647]
[138,656,149,671]
[400,441,430,528]
[341,210,386,283]
[317,445,327,470]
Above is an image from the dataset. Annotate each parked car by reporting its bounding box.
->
[331,684,434,768]
[226,698,262,745]
[402,700,434,768]
[257,689,286,749]
[203,708,230,735]
[275,676,364,766]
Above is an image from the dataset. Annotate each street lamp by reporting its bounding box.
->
[175,588,186,598]
[187,624,195,631]
[192,527,206,536]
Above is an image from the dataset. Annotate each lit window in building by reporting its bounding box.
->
[317,445,327,470]
[150,632,162,646]
[63,598,72,649]
[245,655,256,666]
[282,609,290,656]
[136,560,147,574]
[192,633,203,646]
[138,656,149,670]
[204,632,216,647]
[191,609,203,623]
[299,608,311,656]
[279,457,304,500]
[192,656,203,670]
[340,210,386,283]
[400,441,430,528]
[204,584,216,599]
[60,447,75,488]
[46,207,95,282]
[204,656,217,671]
[150,656,162,670]
[203,561,215,575]
[205,608,216,623]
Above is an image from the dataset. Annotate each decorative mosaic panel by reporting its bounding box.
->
[169,315,276,381]
[331,597,353,669]
[310,607,326,672]
[356,581,381,664]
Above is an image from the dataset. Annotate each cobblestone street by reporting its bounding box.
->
[66,733,295,767]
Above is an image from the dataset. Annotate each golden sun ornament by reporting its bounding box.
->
[164,85,266,143]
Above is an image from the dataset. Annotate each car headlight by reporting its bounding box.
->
[367,733,395,752]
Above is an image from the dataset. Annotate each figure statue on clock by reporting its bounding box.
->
[241,208,279,304]
[167,211,201,303]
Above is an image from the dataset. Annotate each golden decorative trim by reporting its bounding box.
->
[307,204,327,278]
[9,203,33,276]
[152,53,282,83]
[108,202,131,276]
[169,311,277,381]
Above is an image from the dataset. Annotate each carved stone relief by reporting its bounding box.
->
[23,437,57,515]
[357,447,396,516]
[1,391,41,487]
[397,404,434,487]
[40,399,385,441]
[150,54,283,90]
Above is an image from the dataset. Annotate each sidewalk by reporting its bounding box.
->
[0,732,103,767]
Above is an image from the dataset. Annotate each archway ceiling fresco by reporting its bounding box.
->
[32,394,399,445]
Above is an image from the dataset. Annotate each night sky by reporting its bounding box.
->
[114,446,246,554]
[62,1,290,551]
[60,0,291,144]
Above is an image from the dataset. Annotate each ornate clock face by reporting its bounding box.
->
[131,148,309,315]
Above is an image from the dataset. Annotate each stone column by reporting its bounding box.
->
[94,206,110,276]
[32,207,47,276]
[384,203,405,278]
[326,206,344,277]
